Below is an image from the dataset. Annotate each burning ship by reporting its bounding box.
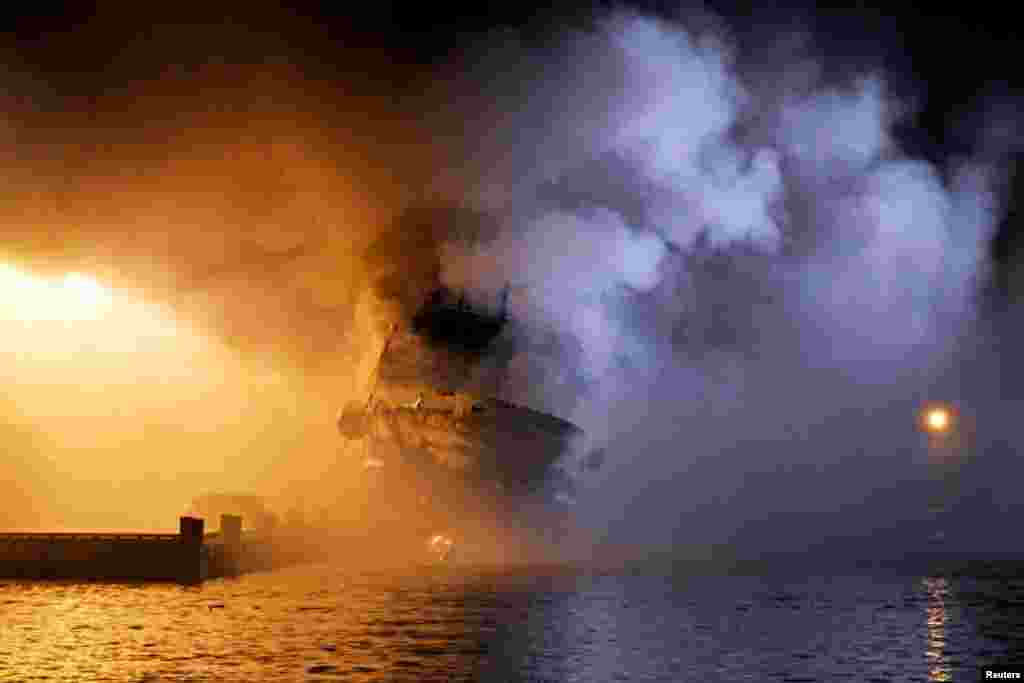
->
[336,284,585,564]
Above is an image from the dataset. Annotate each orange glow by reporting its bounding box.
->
[924,576,951,681]
[0,263,186,347]
[428,533,455,561]
[0,52,426,538]
[0,264,111,322]
[929,405,950,432]
[0,263,311,530]
[927,408,949,432]
[922,405,953,434]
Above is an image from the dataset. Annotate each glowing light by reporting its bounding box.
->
[927,410,948,431]
[0,264,112,321]
[0,263,190,357]
[62,273,111,308]
[0,263,42,297]
[925,407,950,433]
[924,576,951,681]
[428,533,455,561]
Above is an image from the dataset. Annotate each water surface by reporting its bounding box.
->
[2,563,1022,681]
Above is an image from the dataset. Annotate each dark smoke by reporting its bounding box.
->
[364,205,504,321]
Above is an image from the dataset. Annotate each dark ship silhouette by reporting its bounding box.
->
[337,285,583,563]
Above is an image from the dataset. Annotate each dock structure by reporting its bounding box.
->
[0,514,306,584]
[0,516,207,583]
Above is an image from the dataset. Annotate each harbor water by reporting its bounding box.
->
[2,562,1023,681]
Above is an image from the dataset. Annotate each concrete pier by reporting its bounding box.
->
[0,517,207,583]
[0,515,323,583]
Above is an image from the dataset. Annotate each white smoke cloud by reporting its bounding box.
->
[610,16,742,181]
[433,9,1016,558]
[776,77,891,172]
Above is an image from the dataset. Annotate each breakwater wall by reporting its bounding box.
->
[0,516,235,584]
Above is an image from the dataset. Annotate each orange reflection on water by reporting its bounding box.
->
[923,576,951,682]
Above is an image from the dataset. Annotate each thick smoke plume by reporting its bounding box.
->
[418,12,1020,560]
[1,9,1020,561]
[0,20,438,528]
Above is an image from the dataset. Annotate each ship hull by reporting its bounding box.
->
[368,398,580,488]
[337,288,585,564]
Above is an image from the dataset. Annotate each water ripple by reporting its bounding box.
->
[1,567,1022,680]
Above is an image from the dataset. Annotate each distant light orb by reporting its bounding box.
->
[925,407,951,433]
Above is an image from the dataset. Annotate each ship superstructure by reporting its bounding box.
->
[337,285,582,561]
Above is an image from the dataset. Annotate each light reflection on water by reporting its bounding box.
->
[924,576,950,682]
[1,564,1022,681]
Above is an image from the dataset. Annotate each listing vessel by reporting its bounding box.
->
[337,285,583,563]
